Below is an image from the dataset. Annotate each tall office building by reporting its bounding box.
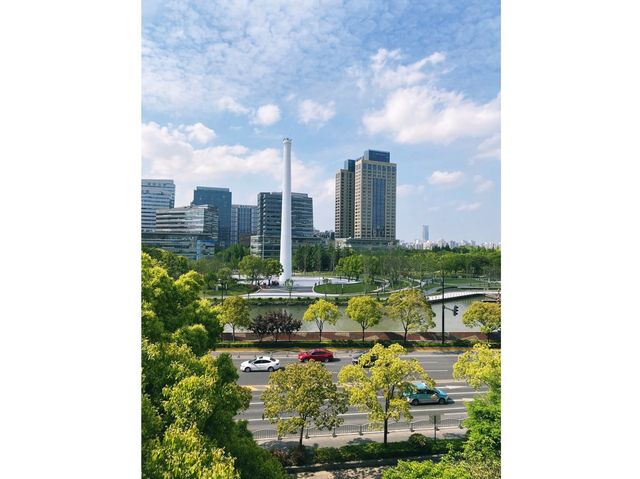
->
[141,179,175,232]
[192,186,231,249]
[335,159,355,238]
[231,204,257,246]
[142,204,218,260]
[421,225,429,242]
[334,150,397,248]
[250,192,320,258]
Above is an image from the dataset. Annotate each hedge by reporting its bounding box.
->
[215,338,479,349]
[269,436,464,467]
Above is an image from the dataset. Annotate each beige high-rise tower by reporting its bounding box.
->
[335,150,396,242]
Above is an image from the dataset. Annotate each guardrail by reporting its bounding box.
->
[253,415,466,442]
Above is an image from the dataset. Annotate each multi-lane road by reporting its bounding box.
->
[213,350,485,435]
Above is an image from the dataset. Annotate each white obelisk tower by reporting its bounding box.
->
[279,138,293,283]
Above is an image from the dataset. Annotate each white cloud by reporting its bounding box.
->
[397,184,426,198]
[428,170,464,186]
[298,99,336,127]
[252,104,281,126]
[370,48,445,90]
[473,133,501,161]
[457,202,482,212]
[473,175,494,193]
[182,122,216,144]
[216,96,250,115]
[364,86,500,145]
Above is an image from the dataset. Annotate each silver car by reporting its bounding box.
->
[240,356,281,373]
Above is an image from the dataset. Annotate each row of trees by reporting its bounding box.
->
[218,292,501,343]
[141,252,287,479]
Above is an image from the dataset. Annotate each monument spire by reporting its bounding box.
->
[279,138,292,283]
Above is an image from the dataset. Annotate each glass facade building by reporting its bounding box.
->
[231,204,257,246]
[192,186,232,249]
[335,150,396,242]
[141,179,175,232]
[250,192,319,258]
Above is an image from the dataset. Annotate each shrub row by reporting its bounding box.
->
[215,338,479,349]
[270,435,464,467]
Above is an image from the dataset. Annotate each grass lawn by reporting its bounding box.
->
[206,283,254,298]
[314,281,384,294]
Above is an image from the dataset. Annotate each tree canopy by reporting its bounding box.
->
[345,295,383,341]
[261,362,348,448]
[214,296,251,341]
[338,344,433,444]
[302,299,340,342]
[386,289,435,341]
[461,301,501,334]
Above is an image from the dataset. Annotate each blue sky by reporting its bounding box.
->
[141,0,500,243]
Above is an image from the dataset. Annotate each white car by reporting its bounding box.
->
[240,356,281,373]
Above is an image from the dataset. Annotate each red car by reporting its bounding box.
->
[298,348,334,363]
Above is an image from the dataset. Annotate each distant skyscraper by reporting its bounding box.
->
[334,150,396,244]
[192,186,231,248]
[231,204,257,246]
[335,159,355,238]
[141,179,175,232]
[421,225,429,242]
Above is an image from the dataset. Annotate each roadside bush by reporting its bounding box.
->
[270,447,309,466]
[408,433,430,450]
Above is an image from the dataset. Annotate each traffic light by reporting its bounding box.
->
[452,305,459,316]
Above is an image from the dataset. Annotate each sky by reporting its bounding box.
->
[141,0,500,243]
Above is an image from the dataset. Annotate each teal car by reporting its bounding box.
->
[404,382,450,405]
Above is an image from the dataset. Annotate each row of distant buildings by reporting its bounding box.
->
[142,149,403,260]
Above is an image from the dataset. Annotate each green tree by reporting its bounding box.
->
[336,254,363,281]
[386,289,435,342]
[302,298,340,342]
[216,267,234,301]
[238,255,263,285]
[345,295,383,341]
[262,362,348,448]
[462,301,501,334]
[283,278,294,299]
[263,259,283,285]
[145,425,240,479]
[453,343,501,392]
[219,244,249,270]
[215,296,250,341]
[338,344,433,445]
[171,324,210,356]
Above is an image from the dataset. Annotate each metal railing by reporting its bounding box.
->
[253,415,466,442]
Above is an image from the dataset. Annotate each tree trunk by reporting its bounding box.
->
[232,325,235,342]
[362,326,365,342]
[299,425,305,448]
[383,417,388,445]
[403,327,408,342]
[319,327,322,342]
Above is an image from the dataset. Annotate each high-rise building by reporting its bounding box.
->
[334,150,397,248]
[141,179,175,232]
[142,204,218,260]
[335,159,355,238]
[250,192,320,259]
[421,225,429,242]
[231,204,257,246]
[192,186,232,249]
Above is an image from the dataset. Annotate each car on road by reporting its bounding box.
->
[404,382,450,405]
[240,356,281,373]
[297,349,334,362]
[351,352,378,367]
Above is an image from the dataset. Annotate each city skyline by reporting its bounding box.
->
[141,1,500,243]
